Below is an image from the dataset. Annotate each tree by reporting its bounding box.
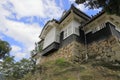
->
[0,56,15,80]
[31,42,43,64]
[0,40,11,59]
[11,58,35,79]
[0,56,35,80]
[75,0,120,16]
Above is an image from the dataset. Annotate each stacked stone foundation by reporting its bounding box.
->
[40,41,83,64]
[87,36,120,62]
[40,36,120,64]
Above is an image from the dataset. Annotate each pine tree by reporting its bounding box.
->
[75,0,120,16]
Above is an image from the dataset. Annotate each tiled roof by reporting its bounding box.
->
[82,10,105,27]
[39,4,91,38]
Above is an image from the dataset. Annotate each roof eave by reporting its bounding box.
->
[82,11,105,28]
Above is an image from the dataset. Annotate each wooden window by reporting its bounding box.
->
[64,26,73,39]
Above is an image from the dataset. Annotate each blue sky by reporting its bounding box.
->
[0,0,101,61]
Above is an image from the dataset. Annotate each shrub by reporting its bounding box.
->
[55,58,69,67]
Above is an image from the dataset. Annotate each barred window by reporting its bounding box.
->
[63,26,73,39]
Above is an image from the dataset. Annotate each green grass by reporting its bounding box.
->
[55,58,70,67]
[21,59,120,80]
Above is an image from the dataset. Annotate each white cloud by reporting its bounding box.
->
[11,45,22,52]
[11,45,28,61]
[0,1,43,60]
[0,0,65,61]
[0,19,42,59]
[14,52,27,61]
[11,44,38,61]
[5,0,63,19]
[0,19,42,61]
[69,0,88,11]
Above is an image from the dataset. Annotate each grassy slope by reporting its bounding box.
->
[21,59,120,80]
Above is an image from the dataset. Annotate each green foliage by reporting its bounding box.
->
[0,56,35,80]
[55,58,69,67]
[0,73,5,80]
[104,0,120,16]
[20,72,37,80]
[75,0,120,16]
[81,75,94,80]
[35,42,43,53]
[18,59,120,80]
[92,61,120,71]
[38,46,42,53]
[0,40,11,59]
[0,56,15,79]
[31,42,43,58]
[12,58,35,79]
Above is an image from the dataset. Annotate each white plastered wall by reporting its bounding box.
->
[61,20,81,39]
[43,27,59,49]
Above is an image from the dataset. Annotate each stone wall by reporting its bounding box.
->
[40,41,84,64]
[39,36,120,64]
[87,36,120,62]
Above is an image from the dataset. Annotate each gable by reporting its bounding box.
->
[84,12,120,33]
[39,20,59,39]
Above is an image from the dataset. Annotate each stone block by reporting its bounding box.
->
[115,51,120,60]
[95,56,101,60]
[110,39,117,44]
[112,46,120,51]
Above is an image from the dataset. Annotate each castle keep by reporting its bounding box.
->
[33,5,120,64]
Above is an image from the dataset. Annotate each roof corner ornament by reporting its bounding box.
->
[62,10,67,17]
